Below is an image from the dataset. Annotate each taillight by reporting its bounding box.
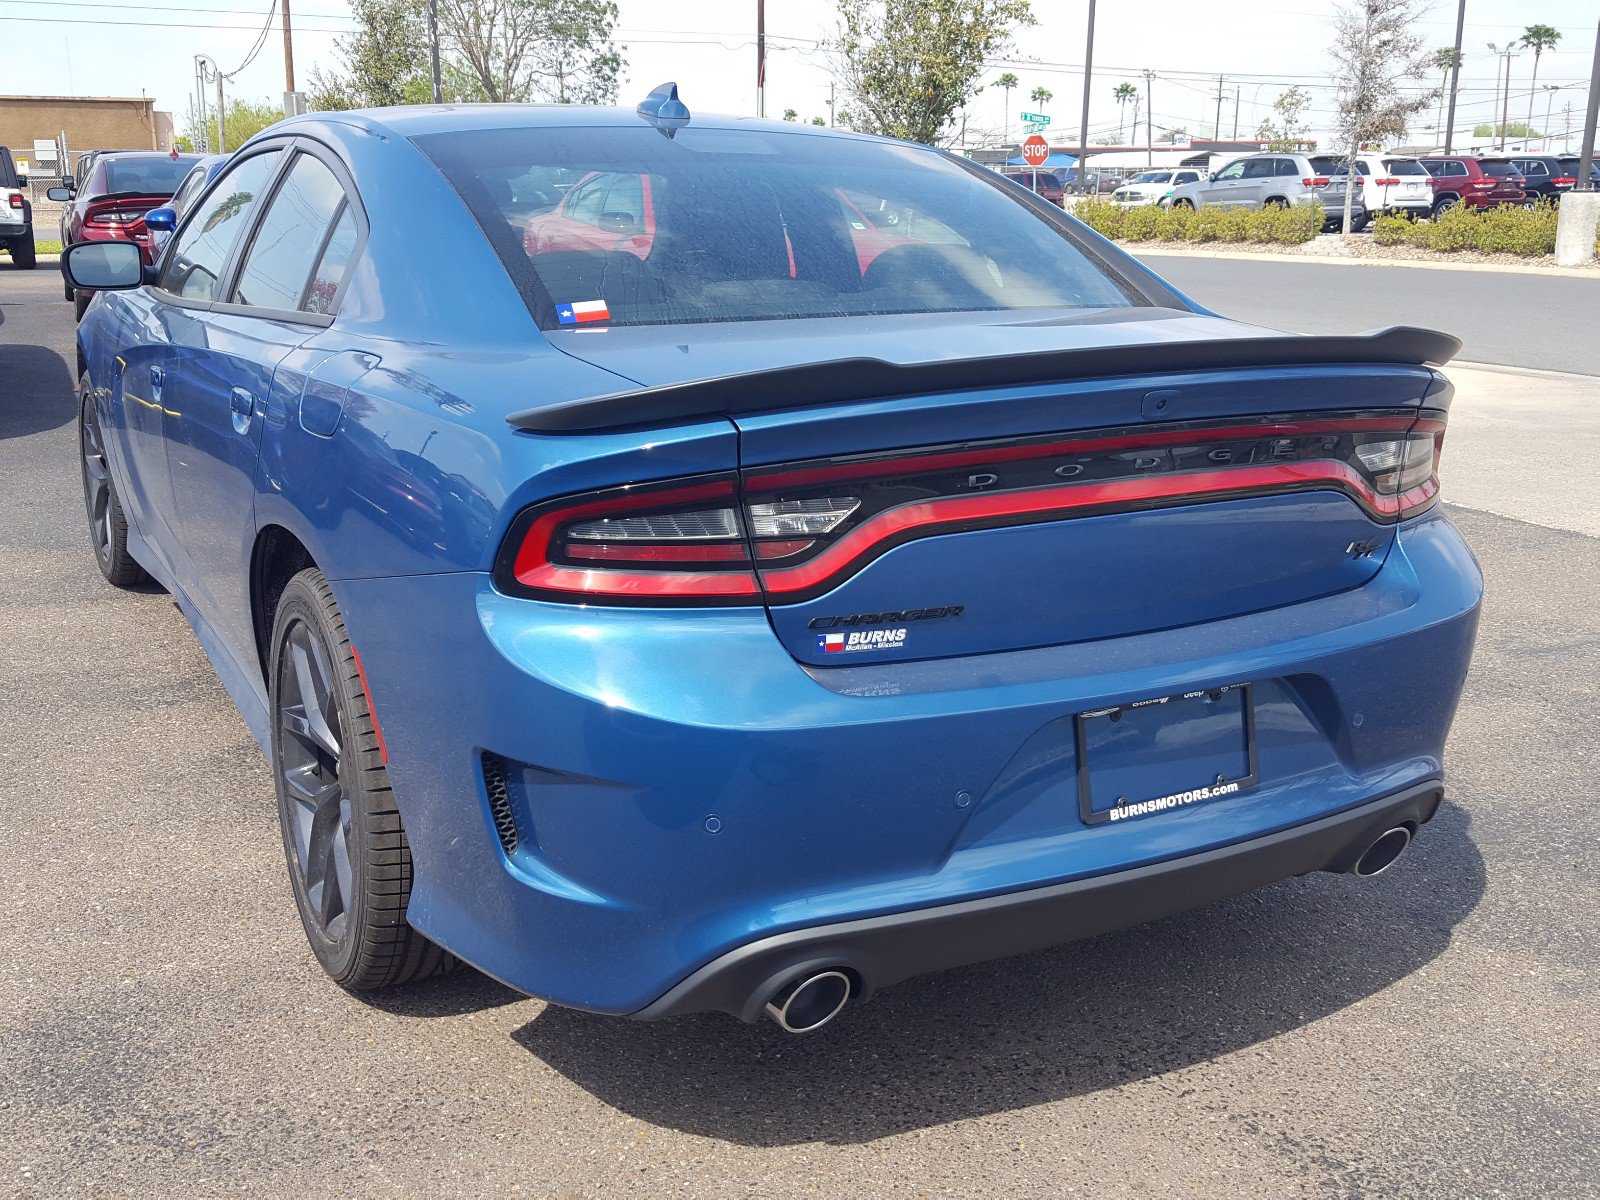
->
[1376,177,1399,186]
[495,413,1446,606]
[1553,177,1576,186]
[1469,179,1495,189]
[1303,177,1331,187]
[84,199,152,235]
[6,194,22,210]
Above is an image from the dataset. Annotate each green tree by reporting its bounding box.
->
[1256,86,1313,151]
[830,0,1035,146]
[810,116,826,125]
[783,108,799,121]
[1029,85,1052,110]
[996,71,1019,134]
[1112,81,1137,142]
[185,97,286,151]
[306,0,428,110]
[1520,24,1561,136]
[1473,120,1539,138]
[1330,0,1435,234]
[440,0,621,103]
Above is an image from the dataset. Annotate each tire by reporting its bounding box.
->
[1172,198,1195,210]
[65,277,75,301]
[74,291,91,321]
[1263,197,1288,209]
[79,379,149,588]
[1433,196,1458,215]
[269,568,456,992]
[10,238,36,269]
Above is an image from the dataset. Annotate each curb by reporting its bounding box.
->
[1129,244,1600,279]
[1450,359,1600,383]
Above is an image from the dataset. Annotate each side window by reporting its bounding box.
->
[1243,159,1275,179]
[600,173,647,232]
[158,151,281,302]
[565,176,609,225]
[1178,172,1199,184]
[231,153,348,312]
[1448,161,1469,177]
[1274,158,1299,177]
[305,206,358,316]
[1524,161,1548,177]
[169,170,203,216]
[1214,161,1246,181]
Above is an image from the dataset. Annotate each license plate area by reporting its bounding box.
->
[1075,684,1258,826]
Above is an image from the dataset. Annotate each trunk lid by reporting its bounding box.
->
[543,312,1443,665]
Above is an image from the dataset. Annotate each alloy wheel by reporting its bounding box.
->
[275,618,355,949]
[79,401,113,567]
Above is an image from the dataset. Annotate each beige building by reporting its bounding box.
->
[0,95,176,168]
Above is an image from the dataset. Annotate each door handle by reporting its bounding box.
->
[150,365,164,399]
[229,387,255,434]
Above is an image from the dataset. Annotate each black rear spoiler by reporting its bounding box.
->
[508,326,1461,434]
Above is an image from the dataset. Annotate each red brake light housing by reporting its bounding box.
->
[495,411,1446,606]
[6,193,22,211]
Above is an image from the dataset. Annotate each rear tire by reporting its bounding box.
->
[1432,196,1459,215]
[9,239,36,269]
[269,568,456,992]
[1172,198,1195,210]
[78,379,149,588]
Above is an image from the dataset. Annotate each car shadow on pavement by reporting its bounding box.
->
[0,342,76,440]
[510,801,1485,1146]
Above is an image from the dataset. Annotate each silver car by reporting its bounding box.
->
[1109,168,1206,207]
[1167,153,1363,227]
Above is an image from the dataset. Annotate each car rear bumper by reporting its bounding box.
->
[336,508,1481,1016]
[636,778,1442,1021]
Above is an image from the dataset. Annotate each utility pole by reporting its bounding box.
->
[1577,18,1598,192]
[1143,69,1155,165]
[1213,74,1225,140]
[428,0,442,103]
[1489,41,1521,150]
[756,0,766,118]
[1232,86,1240,139]
[1077,0,1095,191]
[828,81,835,127]
[1442,0,1465,153]
[281,0,295,93]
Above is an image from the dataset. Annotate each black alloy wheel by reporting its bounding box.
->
[269,568,455,990]
[78,380,148,587]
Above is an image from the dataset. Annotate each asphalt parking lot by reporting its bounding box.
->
[1,260,1597,1198]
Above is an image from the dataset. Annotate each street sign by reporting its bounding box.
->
[1020,112,1051,126]
[1022,121,1048,134]
[1022,135,1050,168]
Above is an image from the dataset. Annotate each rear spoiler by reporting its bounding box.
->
[507,325,1461,435]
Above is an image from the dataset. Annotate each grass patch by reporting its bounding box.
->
[1075,198,1323,246]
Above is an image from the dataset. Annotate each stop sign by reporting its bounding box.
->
[1021,135,1050,168]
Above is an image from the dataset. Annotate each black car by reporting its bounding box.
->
[1508,155,1584,203]
[0,147,35,269]
[1557,155,1600,189]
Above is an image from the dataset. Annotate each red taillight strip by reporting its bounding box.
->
[747,416,1417,491]
[509,477,761,598]
[758,461,1432,598]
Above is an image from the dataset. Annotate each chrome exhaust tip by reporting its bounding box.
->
[1352,826,1413,878]
[762,969,853,1034]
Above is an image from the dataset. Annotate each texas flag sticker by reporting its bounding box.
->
[818,633,846,653]
[556,299,611,326]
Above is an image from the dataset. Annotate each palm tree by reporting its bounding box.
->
[1431,47,1461,146]
[1112,82,1138,143]
[996,73,1019,138]
[1521,24,1562,139]
[1030,86,1052,114]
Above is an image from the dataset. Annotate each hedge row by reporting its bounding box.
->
[1370,201,1561,257]
[1073,198,1324,246]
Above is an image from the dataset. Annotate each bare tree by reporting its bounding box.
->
[1330,0,1436,234]
[439,0,621,104]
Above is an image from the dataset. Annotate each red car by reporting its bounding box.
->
[49,150,200,316]
[1002,170,1067,206]
[1416,156,1525,215]
[524,170,906,274]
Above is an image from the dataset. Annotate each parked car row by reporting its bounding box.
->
[1111,149,1589,230]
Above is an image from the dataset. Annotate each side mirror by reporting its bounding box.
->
[144,206,177,233]
[46,186,73,202]
[62,241,144,291]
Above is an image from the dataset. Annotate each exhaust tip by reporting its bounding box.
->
[1353,826,1413,877]
[763,969,852,1034]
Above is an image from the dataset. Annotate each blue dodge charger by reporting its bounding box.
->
[66,91,1481,1034]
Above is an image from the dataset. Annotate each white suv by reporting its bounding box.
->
[1,148,35,269]
[1109,168,1205,208]
[1341,155,1433,224]
[1166,153,1363,228]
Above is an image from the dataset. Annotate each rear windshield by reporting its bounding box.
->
[0,154,17,189]
[1383,159,1428,176]
[101,156,199,195]
[1477,160,1518,177]
[1307,156,1344,175]
[415,126,1144,330]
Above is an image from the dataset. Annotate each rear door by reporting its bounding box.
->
[1239,157,1277,207]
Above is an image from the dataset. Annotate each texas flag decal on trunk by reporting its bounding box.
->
[556,300,611,326]
[818,633,846,653]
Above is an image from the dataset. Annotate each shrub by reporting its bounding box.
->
[1074,198,1320,246]
[1359,202,1558,257]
